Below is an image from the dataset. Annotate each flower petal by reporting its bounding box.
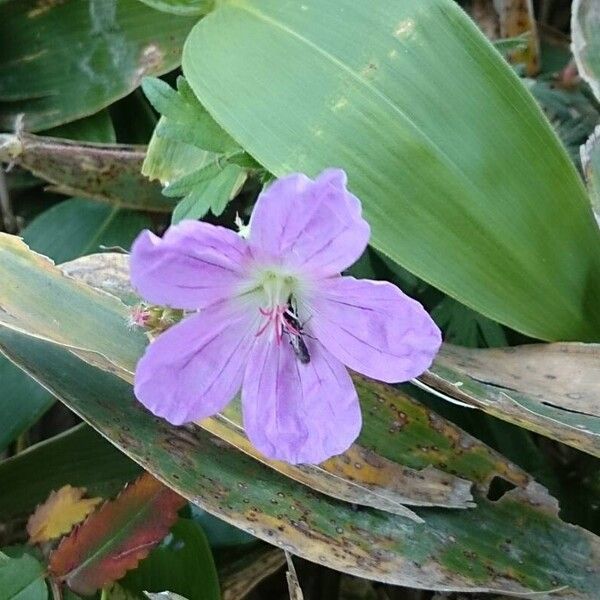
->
[242,337,361,464]
[310,277,442,383]
[248,169,370,277]
[130,220,250,310]
[134,302,257,425]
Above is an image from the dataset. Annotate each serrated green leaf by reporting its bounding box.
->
[182,0,600,342]
[142,77,238,154]
[162,163,222,197]
[171,163,247,222]
[142,117,210,185]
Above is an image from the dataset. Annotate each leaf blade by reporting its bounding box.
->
[49,474,186,596]
[182,0,600,341]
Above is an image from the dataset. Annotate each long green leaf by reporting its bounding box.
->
[0,200,151,452]
[1,328,599,597]
[0,358,53,453]
[182,0,600,341]
[0,242,545,518]
[420,344,600,457]
[0,0,196,130]
[22,199,152,263]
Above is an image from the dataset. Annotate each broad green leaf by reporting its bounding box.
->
[1,329,599,597]
[137,0,213,17]
[0,0,196,131]
[122,519,220,600]
[0,552,47,600]
[0,358,53,452]
[49,473,186,596]
[572,0,600,101]
[44,110,116,144]
[0,199,150,451]
[421,344,600,457]
[0,133,172,212]
[0,425,141,523]
[189,506,255,548]
[0,234,148,376]
[182,0,600,341]
[431,297,508,348]
[142,77,239,154]
[23,199,151,264]
[0,244,551,519]
[581,125,600,222]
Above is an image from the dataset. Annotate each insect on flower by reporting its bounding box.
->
[130,169,442,464]
[282,294,311,364]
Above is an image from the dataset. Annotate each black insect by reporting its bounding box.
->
[283,295,311,364]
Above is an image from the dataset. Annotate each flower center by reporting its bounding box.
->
[254,270,303,343]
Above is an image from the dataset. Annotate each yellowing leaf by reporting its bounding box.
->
[27,485,102,544]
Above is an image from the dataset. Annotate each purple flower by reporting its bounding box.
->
[130,169,441,464]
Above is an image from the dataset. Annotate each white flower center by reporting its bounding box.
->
[250,268,306,343]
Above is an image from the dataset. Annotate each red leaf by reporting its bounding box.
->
[49,473,185,595]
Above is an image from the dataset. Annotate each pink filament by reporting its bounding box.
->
[256,305,300,344]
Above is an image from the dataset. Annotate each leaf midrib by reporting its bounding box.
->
[65,487,166,586]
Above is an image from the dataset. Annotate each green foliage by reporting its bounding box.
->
[44,111,117,144]
[1,328,599,597]
[142,77,238,154]
[22,199,152,263]
[0,0,197,131]
[0,552,47,600]
[0,359,53,453]
[170,163,247,222]
[0,425,141,522]
[431,297,508,348]
[182,0,600,342]
[2,1,600,597]
[122,519,220,600]
[142,76,252,220]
